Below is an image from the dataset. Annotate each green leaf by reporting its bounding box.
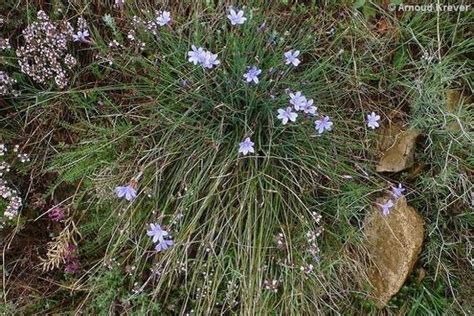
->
[353,0,366,9]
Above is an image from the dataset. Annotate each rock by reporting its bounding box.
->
[376,123,403,153]
[446,89,462,113]
[364,196,425,307]
[445,89,465,131]
[376,129,419,172]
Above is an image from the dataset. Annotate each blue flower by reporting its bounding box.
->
[187,46,219,69]
[201,51,220,69]
[73,30,89,42]
[188,45,205,65]
[115,185,137,201]
[227,9,247,26]
[243,66,262,84]
[301,98,317,115]
[367,112,381,129]
[147,223,169,243]
[378,199,394,216]
[289,91,306,111]
[147,223,174,252]
[314,116,333,134]
[156,11,171,26]
[155,239,174,252]
[239,137,255,155]
[284,50,301,67]
[391,183,405,199]
[277,107,298,125]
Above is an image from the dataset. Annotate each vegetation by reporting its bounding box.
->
[1,1,472,314]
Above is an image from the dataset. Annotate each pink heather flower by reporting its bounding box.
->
[147,223,169,243]
[115,185,137,201]
[367,112,381,129]
[243,66,262,84]
[284,50,301,67]
[64,244,80,274]
[289,91,306,111]
[391,183,405,199]
[115,0,125,8]
[314,116,333,134]
[227,9,247,25]
[65,259,80,274]
[378,200,394,216]
[239,137,254,155]
[48,207,65,222]
[277,107,298,125]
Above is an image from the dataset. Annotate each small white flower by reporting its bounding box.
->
[227,9,247,25]
[243,66,262,84]
[277,107,298,125]
[367,112,381,129]
[284,50,301,67]
[156,11,171,26]
[289,91,306,111]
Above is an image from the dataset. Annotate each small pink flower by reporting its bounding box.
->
[48,207,65,222]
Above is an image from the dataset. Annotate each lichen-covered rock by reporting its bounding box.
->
[364,196,425,307]
[376,129,419,173]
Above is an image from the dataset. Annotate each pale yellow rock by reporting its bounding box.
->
[445,89,465,131]
[376,129,419,172]
[364,196,425,307]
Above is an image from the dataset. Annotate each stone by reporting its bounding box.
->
[376,129,419,173]
[364,196,425,307]
[445,89,466,131]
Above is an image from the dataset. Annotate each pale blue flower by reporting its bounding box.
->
[201,51,220,69]
[289,91,306,111]
[243,66,262,84]
[284,50,301,67]
[314,116,333,134]
[73,30,89,42]
[147,223,169,243]
[156,11,171,26]
[115,185,137,201]
[155,239,174,252]
[367,112,380,129]
[227,9,247,25]
[188,45,205,65]
[188,46,220,69]
[277,107,298,125]
[301,98,317,115]
[391,183,405,199]
[239,137,254,155]
[378,199,394,216]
